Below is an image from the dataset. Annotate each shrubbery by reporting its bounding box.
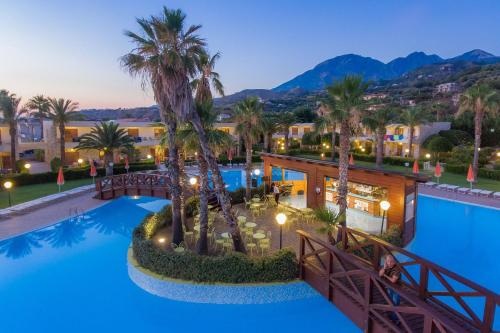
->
[132,203,298,283]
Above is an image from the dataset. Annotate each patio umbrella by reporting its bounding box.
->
[412,160,419,174]
[57,167,65,192]
[434,161,442,184]
[155,154,161,166]
[466,164,474,189]
[90,160,97,183]
[114,153,120,164]
[124,155,129,173]
[228,148,233,165]
[349,154,354,166]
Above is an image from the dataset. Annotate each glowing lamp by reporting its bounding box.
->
[380,200,391,211]
[276,213,287,225]
[158,237,166,243]
[147,154,153,159]
[425,153,431,159]
[253,169,261,176]
[24,163,31,169]
[3,181,13,190]
[77,158,84,164]
[404,148,409,153]
[189,177,197,186]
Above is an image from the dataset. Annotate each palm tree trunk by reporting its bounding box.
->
[104,151,113,176]
[337,120,350,224]
[166,118,184,245]
[331,126,336,161]
[472,111,483,180]
[284,132,289,152]
[190,114,246,253]
[178,149,188,231]
[263,134,269,154]
[59,124,65,166]
[376,128,384,168]
[40,117,44,140]
[197,152,209,255]
[245,137,252,200]
[9,124,17,173]
[236,135,242,157]
[408,126,414,158]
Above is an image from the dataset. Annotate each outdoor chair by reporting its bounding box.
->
[424,181,437,187]
[436,184,449,190]
[446,185,459,192]
[184,227,195,244]
[171,242,186,253]
[457,188,470,194]
[469,189,482,196]
[243,198,251,209]
[480,190,493,197]
[258,240,270,255]
[246,242,257,255]
[494,192,500,199]
[222,241,233,253]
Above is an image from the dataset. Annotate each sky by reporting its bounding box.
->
[1,0,499,109]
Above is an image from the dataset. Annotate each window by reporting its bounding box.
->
[128,128,139,137]
[64,129,78,142]
[394,127,404,135]
[303,127,311,133]
[154,128,165,139]
[291,127,299,135]
[220,127,230,134]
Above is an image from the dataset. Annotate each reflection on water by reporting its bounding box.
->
[0,233,43,259]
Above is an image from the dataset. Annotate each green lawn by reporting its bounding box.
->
[0,178,95,209]
[296,154,500,192]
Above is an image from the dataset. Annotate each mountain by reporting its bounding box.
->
[271,49,498,93]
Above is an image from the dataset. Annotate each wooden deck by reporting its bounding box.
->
[95,172,171,200]
[298,229,499,333]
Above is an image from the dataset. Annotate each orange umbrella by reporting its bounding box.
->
[90,161,97,177]
[349,154,354,166]
[57,167,65,192]
[467,164,474,189]
[124,155,129,172]
[155,155,161,166]
[114,153,120,164]
[412,160,419,174]
[434,161,442,183]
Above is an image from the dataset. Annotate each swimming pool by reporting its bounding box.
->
[0,196,359,332]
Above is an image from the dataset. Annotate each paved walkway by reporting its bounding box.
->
[0,192,107,241]
[419,185,500,209]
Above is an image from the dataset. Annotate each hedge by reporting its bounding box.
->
[132,203,298,283]
[0,162,158,186]
[445,164,500,181]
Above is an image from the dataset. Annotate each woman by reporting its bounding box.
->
[273,183,280,205]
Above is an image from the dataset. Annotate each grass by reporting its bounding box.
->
[296,154,500,192]
[0,178,95,209]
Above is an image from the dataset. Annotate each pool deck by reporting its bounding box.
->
[0,191,106,241]
[419,184,500,209]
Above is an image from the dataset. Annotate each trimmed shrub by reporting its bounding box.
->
[185,195,200,217]
[132,206,298,283]
[444,164,500,180]
[427,136,454,154]
[439,129,472,146]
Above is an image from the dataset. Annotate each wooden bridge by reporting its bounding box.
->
[298,229,500,333]
[95,172,171,200]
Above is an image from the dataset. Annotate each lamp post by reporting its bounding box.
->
[77,158,84,166]
[189,177,198,192]
[3,181,13,207]
[24,163,31,174]
[379,200,390,235]
[276,213,287,249]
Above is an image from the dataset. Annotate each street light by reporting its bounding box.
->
[147,154,153,159]
[253,169,261,176]
[276,213,287,249]
[77,158,84,165]
[3,181,13,207]
[189,177,197,186]
[425,153,431,159]
[24,163,31,170]
[379,200,390,235]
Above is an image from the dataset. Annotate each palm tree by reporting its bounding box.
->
[362,107,395,168]
[76,122,134,175]
[458,84,499,179]
[0,90,28,172]
[177,102,233,254]
[323,76,368,225]
[278,112,296,152]
[314,103,337,161]
[191,52,224,103]
[400,106,430,158]
[48,98,78,165]
[314,207,345,244]
[234,97,263,200]
[260,114,278,153]
[121,15,185,245]
[26,95,50,140]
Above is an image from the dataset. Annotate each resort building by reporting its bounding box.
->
[435,82,458,94]
[261,153,427,243]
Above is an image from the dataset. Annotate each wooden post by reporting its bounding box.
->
[327,252,333,300]
[419,265,429,300]
[363,276,372,332]
[299,235,305,280]
[482,296,495,333]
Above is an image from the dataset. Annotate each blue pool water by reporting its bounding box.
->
[214,168,305,192]
[0,196,359,333]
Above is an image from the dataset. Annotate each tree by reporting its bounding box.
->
[177,102,233,254]
[234,97,263,200]
[260,114,278,153]
[0,90,28,172]
[191,52,224,103]
[400,106,430,158]
[427,136,453,159]
[293,106,317,122]
[458,84,499,179]
[26,95,50,140]
[278,112,296,152]
[323,76,368,227]
[124,7,246,251]
[48,98,78,165]
[314,104,337,161]
[362,107,395,168]
[76,122,134,175]
[314,207,345,244]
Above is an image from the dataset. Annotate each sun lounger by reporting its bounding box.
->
[436,184,449,190]
[446,185,459,192]
[469,189,482,196]
[479,190,493,197]
[456,187,470,194]
[424,181,437,187]
[493,192,500,199]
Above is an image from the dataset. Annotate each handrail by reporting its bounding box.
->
[297,229,500,333]
[95,172,171,200]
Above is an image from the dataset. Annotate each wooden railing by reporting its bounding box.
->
[95,173,171,200]
[298,229,500,333]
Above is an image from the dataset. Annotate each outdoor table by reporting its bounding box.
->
[245,222,257,228]
[193,225,200,231]
[237,216,247,222]
[251,198,260,203]
[221,232,231,239]
[253,233,265,240]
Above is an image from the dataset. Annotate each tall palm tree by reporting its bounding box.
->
[121,15,185,245]
[260,114,278,153]
[0,90,28,172]
[400,106,430,158]
[76,122,134,175]
[362,107,395,168]
[278,112,296,152]
[458,84,499,179]
[323,76,368,224]
[26,95,50,140]
[234,97,263,200]
[123,7,245,251]
[177,102,233,255]
[191,52,224,103]
[314,104,337,161]
[48,98,78,165]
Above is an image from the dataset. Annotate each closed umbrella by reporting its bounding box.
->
[412,160,419,174]
[124,155,129,173]
[155,154,161,166]
[57,167,65,192]
[90,160,97,183]
[228,148,233,165]
[434,161,442,184]
[349,154,354,166]
[466,164,474,189]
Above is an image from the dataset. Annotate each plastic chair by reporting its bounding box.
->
[246,242,257,255]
